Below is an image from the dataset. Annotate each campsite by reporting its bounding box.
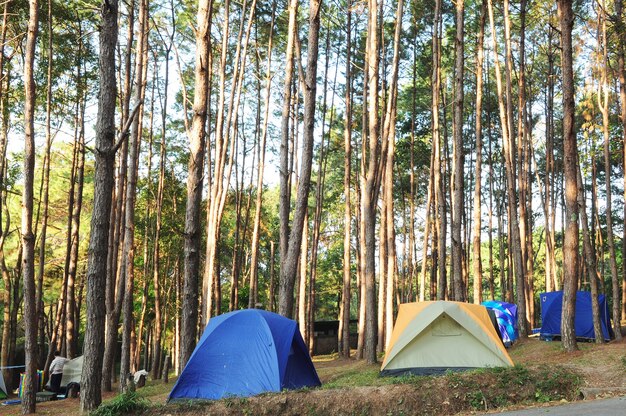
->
[5,0,626,414]
[1,301,624,415]
[1,334,625,415]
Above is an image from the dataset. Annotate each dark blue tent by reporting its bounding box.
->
[482,300,518,346]
[539,291,613,341]
[169,309,321,401]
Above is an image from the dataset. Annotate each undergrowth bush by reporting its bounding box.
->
[90,391,148,416]
[535,367,581,402]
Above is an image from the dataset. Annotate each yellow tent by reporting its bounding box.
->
[381,301,514,376]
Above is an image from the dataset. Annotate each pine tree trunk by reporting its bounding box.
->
[409,34,418,303]
[472,0,486,304]
[134,42,156,376]
[0,3,8,386]
[544,27,557,293]
[298,214,309,343]
[206,0,256,319]
[151,37,171,379]
[616,0,626,323]
[517,0,534,326]
[279,0,322,319]
[487,0,527,336]
[0,252,12,391]
[451,0,465,302]
[309,21,335,352]
[231,153,244,310]
[432,0,446,301]
[362,0,380,364]
[339,0,353,358]
[249,4,275,312]
[382,0,404,350]
[63,56,88,360]
[269,241,276,311]
[487,112,495,300]
[66,111,86,360]
[120,0,148,390]
[22,0,39,412]
[203,0,230,322]
[181,0,212,368]
[278,0,298,317]
[576,162,604,342]
[439,96,448,300]
[420,151,436,301]
[558,0,579,352]
[36,0,53,367]
[102,0,135,389]
[81,0,118,410]
[597,0,622,341]
[377,203,387,354]
[356,50,368,359]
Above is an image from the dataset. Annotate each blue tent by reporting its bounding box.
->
[169,309,321,401]
[482,300,518,346]
[539,291,613,341]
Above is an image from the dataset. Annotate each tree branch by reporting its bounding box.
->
[111,100,142,154]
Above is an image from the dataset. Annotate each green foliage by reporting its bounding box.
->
[534,367,581,403]
[466,389,486,410]
[90,391,148,416]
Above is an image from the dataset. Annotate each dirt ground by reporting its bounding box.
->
[2,336,625,415]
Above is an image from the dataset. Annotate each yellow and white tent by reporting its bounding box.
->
[381,301,514,376]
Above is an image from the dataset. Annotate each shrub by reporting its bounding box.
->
[90,391,148,416]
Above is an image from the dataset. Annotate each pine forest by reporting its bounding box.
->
[1,0,626,412]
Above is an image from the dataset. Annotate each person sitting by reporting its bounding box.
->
[49,351,69,394]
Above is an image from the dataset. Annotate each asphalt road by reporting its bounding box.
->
[491,396,626,415]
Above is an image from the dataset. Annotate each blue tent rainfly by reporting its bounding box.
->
[168,309,321,401]
[539,291,613,341]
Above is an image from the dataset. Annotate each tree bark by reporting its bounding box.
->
[0,250,12,392]
[558,0,579,352]
[0,9,8,387]
[308,20,335,352]
[22,0,39,412]
[279,0,322,319]
[278,0,298,317]
[432,0,446,301]
[544,25,557,293]
[472,0,487,304]
[382,0,404,350]
[487,107,495,300]
[120,0,148,390]
[36,0,53,367]
[66,108,86,360]
[150,31,172,379]
[81,0,118,410]
[487,0,527,336]
[597,0,622,341]
[102,0,135,389]
[451,0,465,302]
[339,0,353,358]
[249,3,276,310]
[616,0,626,323]
[362,0,380,364]
[576,161,604,342]
[298,213,309,342]
[518,0,534,327]
[180,0,212,369]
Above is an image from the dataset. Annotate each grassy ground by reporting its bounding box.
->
[2,336,625,415]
